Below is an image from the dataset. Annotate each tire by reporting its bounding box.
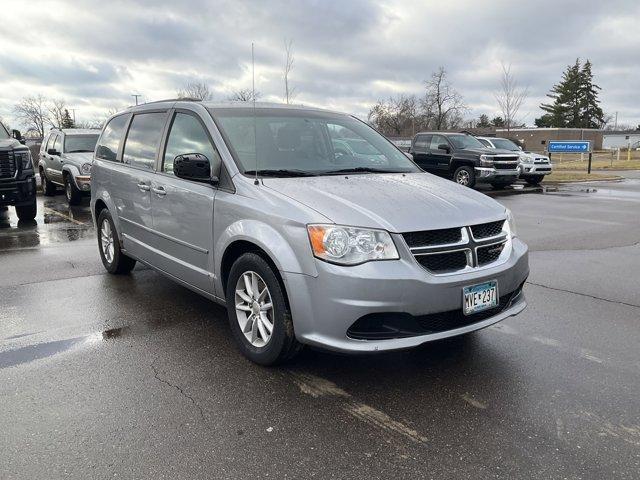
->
[525,175,544,186]
[64,174,83,205]
[453,165,476,188]
[226,252,302,366]
[97,209,136,274]
[40,168,56,196]
[15,200,37,221]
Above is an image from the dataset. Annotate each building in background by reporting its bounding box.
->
[602,131,640,150]
[496,128,604,152]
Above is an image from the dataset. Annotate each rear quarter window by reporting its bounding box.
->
[96,115,129,162]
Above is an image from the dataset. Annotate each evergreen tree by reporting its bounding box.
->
[579,60,605,128]
[477,114,491,128]
[61,109,75,128]
[491,116,505,127]
[536,59,604,128]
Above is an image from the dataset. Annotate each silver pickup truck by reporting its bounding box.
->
[91,101,529,365]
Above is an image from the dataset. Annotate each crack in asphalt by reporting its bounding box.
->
[526,281,640,309]
[150,361,208,425]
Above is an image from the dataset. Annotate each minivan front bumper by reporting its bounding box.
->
[283,238,529,353]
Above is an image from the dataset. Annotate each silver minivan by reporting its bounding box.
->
[91,101,529,365]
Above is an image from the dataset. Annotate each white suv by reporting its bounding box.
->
[477,136,552,185]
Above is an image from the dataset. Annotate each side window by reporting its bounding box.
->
[414,134,430,148]
[45,133,56,152]
[430,135,448,151]
[96,115,129,162]
[163,113,220,175]
[52,135,61,154]
[122,112,167,170]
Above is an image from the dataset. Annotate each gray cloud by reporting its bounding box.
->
[1,0,638,129]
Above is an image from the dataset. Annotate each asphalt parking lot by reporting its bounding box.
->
[1,177,639,479]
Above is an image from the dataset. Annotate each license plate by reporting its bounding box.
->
[463,280,498,315]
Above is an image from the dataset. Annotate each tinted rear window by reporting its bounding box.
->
[96,115,129,161]
[122,112,167,170]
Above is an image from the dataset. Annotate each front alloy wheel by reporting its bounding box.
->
[100,219,115,265]
[234,271,274,347]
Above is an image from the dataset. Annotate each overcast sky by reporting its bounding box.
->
[1,0,639,130]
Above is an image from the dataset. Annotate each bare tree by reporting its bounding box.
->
[13,95,48,138]
[283,39,296,104]
[228,89,261,102]
[368,95,419,136]
[47,99,68,129]
[495,62,528,132]
[177,81,213,101]
[423,67,467,130]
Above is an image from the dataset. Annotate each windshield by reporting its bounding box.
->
[210,108,419,176]
[64,134,99,153]
[447,134,485,149]
[490,138,520,151]
[0,123,9,140]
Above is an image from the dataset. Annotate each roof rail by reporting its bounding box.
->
[141,97,203,105]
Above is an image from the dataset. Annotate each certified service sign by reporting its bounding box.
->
[548,141,591,153]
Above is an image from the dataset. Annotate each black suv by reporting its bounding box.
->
[408,132,520,188]
[0,122,37,221]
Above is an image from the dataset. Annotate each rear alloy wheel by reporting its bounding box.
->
[97,209,136,274]
[226,253,302,365]
[64,175,83,205]
[453,166,476,188]
[40,169,56,196]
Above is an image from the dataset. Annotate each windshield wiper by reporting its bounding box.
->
[67,149,94,153]
[244,169,318,177]
[322,167,403,175]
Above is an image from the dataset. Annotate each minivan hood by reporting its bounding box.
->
[262,173,506,232]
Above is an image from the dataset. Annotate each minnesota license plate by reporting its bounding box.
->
[463,280,498,315]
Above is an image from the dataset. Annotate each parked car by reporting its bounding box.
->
[0,122,37,221]
[408,132,520,188]
[39,128,100,204]
[476,136,553,185]
[91,101,529,365]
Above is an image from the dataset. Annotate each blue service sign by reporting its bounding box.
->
[548,141,591,153]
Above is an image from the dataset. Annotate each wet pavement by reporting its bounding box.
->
[1,178,639,479]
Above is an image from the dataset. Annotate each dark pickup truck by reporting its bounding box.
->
[0,122,37,221]
[408,132,520,188]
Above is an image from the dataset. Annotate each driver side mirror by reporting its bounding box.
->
[174,153,218,185]
[437,144,450,153]
[12,129,24,143]
[47,148,60,156]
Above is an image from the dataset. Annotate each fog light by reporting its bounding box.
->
[525,167,531,172]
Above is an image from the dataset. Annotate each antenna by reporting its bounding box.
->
[252,42,259,186]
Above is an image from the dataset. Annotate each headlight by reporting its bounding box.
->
[81,163,92,174]
[15,150,32,170]
[505,209,517,238]
[479,154,494,166]
[307,224,399,265]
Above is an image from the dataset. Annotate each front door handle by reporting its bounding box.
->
[151,186,166,196]
[137,182,150,192]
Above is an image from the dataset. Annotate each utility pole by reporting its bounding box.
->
[70,109,76,123]
[132,94,141,106]
[614,111,618,130]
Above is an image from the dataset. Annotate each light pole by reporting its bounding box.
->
[132,94,141,106]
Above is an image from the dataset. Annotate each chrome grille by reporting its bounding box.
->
[0,151,16,179]
[493,155,519,171]
[403,220,509,275]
